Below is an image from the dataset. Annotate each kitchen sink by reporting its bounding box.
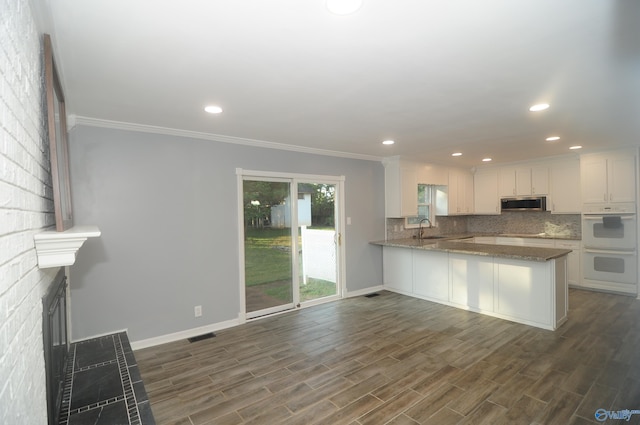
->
[421,236,446,240]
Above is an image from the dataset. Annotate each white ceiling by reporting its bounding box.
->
[45,0,640,167]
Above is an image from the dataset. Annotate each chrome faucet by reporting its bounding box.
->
[418,218,432,240]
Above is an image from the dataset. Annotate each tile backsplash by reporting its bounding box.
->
[386,212,581,240]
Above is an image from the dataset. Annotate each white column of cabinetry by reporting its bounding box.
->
[549,159,581,213]
[473,170,499,214]
[581,151,636,205]
[448,168,474,215]
[384,159,418,217]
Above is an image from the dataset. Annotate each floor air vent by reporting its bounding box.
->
[188,332,216,343]
[364,293,380,298]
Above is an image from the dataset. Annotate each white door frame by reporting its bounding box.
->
[236,168,346,323]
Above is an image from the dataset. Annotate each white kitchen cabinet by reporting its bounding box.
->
[581,150,636,205]
[384,158,418,217]
[499,166,549,197]
[530,167,549,196]
[495,258,557,327]
[380,244,568,330]
[382,246,413,294]
[413,250,449,301]
[473,170,500,214]
[498,167,517,197]
[554,240,581,288]
[549,159,581,213]
[450,254,494,311]
[446,168,474,215]
[418,163,448,186]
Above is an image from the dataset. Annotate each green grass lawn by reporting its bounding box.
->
[244,227,292,286]
[244,227,336,302]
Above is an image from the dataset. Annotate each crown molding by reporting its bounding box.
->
[70,115,384,162]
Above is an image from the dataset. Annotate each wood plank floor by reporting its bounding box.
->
[136,289,640,425]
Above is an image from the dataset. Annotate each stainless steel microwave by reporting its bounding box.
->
[500,196,546,212]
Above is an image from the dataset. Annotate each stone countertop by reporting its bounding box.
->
[432,232,580,241]
[490,233,580,241]
[371,237,572,262]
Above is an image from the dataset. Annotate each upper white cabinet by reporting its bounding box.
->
[549,158,581,214]
[473,169,499,214]
[581,150,636,205]
[530,167,550,196]
[447,168,474,215]
[384,158,419,217]
[418,163,448,186]
[499,166,548,197]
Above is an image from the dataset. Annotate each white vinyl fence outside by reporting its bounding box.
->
[300,227,336,284]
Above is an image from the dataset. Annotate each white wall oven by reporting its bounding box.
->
[582,208,637,295]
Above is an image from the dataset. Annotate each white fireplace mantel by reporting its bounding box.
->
[34,225,101,268]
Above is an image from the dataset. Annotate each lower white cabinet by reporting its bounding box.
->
[382,247,568,330]
[450,254,494,311]
[413,250,449,301]
[554,240,581,287]
[382,246,413,294]
[494,259,553,326]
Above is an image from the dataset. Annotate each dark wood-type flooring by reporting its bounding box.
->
[136,289,640,425]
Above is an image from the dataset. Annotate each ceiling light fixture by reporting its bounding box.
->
[569,145,582,150]
[529,103,550,112]
[382,140,395,145]
[204,105,223,114]
[451,152,462,157]
[482,158,492,162]
[326,0,363,15]
[545,136,560,141]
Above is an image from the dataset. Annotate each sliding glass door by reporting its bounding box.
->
[240,172,343,319]
[243,179,296,318]
[297,182,338,304]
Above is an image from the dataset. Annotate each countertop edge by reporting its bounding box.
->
[371,239,572,262]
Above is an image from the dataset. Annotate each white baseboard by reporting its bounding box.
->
[346,285,384,298]
[130,318,241,351]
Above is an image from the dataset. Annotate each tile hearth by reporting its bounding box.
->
[58,332,155,425]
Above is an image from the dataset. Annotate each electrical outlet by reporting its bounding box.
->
[194,305,202,317]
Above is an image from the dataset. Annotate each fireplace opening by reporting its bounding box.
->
[43,269,69,425]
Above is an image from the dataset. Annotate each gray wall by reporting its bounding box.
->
[68,125,385,343]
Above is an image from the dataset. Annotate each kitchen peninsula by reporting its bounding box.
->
[372,237,571,330]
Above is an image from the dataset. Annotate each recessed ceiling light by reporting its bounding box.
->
[529,103,550,112]
[326,0,363,15]
[546,136,560,141]
[204,105,223,114]
[482,158,492,162]
[569,145,582,150]
[382,140,395,145]
[451,152,462,157]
